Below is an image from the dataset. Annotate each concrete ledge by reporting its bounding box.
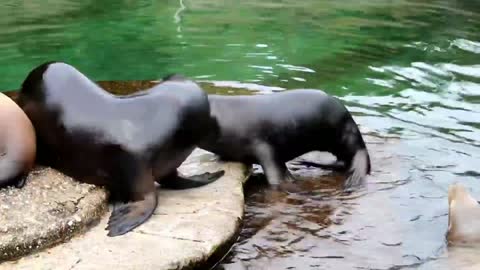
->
[0,149,250,270]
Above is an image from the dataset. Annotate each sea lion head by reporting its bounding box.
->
[447,183,480,246]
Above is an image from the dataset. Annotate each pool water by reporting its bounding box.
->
[1,0,480,269]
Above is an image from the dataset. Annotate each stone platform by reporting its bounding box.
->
[0,149,250,270]
[0,167,108,262]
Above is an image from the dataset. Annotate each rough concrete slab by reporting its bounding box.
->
[0,149,250,270]
[0,167,108,262]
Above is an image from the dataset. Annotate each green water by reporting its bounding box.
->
[1,0,480,269]
[1,0,479,94]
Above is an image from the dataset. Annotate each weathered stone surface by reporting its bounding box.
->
[0,149,250,270]
[0,167,108,262]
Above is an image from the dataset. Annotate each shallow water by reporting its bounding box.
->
[1,0,480,269]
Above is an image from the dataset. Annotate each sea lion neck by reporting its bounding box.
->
[43,63,113,108]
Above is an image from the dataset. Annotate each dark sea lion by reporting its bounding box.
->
[198,89,371,191]
[16,62,224,236]
[0,92,36,188]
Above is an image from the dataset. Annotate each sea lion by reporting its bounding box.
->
[16,62,224,237]
[198,89,371,190]
[447,183,480,246]
[0,92,36,188]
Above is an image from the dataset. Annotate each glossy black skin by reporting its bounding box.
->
[199,89,371,190]
[17,62,224,236]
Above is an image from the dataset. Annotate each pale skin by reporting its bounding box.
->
[0,92,36,188]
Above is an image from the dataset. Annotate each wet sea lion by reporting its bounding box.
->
[199,89,371,190]
[447,183,480,246]
[17,62,224,237]
[0,92,36,188]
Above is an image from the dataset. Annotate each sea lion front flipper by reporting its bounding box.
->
[106,191,158,237]
[102,149,158,237]
[159,170,225,190]
[253,141,289,186]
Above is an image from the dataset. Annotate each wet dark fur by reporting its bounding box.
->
[199,90,371,190]
[17,62,224,236]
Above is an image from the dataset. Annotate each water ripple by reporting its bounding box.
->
[452,38,480,54]
[441,64,480,78]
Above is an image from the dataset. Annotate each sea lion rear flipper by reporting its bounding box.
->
[291,160,346,171]
[106,192,158,237]
[343,149,370,191]
[160,170,225,190]
[14,173,28,188]
[185,170,225,182]
[0,171,28,189]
